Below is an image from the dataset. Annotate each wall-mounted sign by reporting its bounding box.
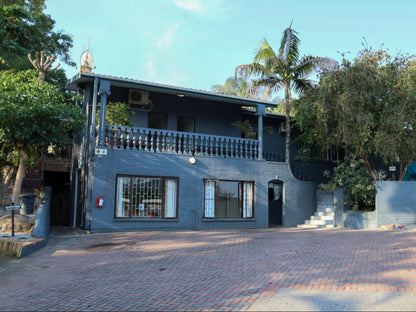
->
[389,166,396,172]
[95,148,107,155]
[4,205,21,210]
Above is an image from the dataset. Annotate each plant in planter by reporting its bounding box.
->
[232,119,273,139]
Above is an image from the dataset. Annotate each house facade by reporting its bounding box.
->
[66,72,330,233]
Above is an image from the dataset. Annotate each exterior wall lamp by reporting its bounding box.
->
[188,156,196,165]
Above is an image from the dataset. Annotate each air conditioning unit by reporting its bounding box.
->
[279,122,287,133]
[128,89,152,111]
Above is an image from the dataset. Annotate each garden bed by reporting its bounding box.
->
[0,234,46,258]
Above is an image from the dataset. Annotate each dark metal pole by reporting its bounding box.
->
[11,210,15,237]
[11,197,15,237]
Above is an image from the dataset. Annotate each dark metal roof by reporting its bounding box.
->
[66,72,277,108]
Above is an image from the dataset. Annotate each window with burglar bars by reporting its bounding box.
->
[296,143,340,162]
[204,179,254,218]
[116,175,178,218]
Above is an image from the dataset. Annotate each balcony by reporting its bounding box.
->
[104,125,259,160]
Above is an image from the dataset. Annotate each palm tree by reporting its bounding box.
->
[236,24,330,162]
[211,76,256,98]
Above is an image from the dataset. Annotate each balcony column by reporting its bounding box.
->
[256,104,266,160]
[98,80,111,147]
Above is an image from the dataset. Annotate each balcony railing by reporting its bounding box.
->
[104,125,259,160]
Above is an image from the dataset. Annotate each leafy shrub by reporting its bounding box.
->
[322,156,375,211]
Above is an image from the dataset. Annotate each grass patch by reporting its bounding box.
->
[0,250,16,266]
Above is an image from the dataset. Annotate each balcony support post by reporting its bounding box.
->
[98,80,111,147]
[256,104,266,160]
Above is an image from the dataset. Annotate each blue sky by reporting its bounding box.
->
[45,0,416,93]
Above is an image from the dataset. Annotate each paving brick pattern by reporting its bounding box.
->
[0,227,416,311]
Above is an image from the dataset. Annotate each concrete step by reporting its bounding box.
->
[309,219,334,225]
[297,224,321,229]
[311,215,334,221]
[315,211,335,217]
[297,223,333,229]
[317,207,334,213]
[298,223,334,229]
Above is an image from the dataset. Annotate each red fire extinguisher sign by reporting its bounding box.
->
[96,196,104,207]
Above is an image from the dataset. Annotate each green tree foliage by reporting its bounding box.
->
[0,0,74,70]
[295,46,416,181]
[211,76,255,98]
[322,157,376,211]
[97,102,135,127]
[235,24,330,162]
[0,69,85,201]
[231,119,273,139]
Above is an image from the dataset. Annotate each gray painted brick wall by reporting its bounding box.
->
[343,210,377,229]
[88,149,316,232]
[376,181,416,227]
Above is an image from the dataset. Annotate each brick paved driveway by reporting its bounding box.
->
[1,227,416,311]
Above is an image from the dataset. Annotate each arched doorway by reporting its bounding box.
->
[268,180,283,226]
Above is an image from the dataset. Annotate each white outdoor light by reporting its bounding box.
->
[188,156,196,165]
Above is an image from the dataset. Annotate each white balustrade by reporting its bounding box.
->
[104,125,259,160]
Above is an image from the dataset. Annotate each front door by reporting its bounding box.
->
[268,180,283,226]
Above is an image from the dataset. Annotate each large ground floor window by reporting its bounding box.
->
[204,179,254,218]
[116,175,178,218]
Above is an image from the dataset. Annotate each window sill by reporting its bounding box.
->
[202,218,256,222]
[114,218,178,222]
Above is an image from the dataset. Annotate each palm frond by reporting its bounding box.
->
[254,38,277,63]
[260,86,272,100]
[292,77,314,94]
[294,55,316,77]
[235,63,265,79]
[279,26,300,64]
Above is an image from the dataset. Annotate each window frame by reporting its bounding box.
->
[148,112,168,130]
[177,115,196,133]
[203,179,254,219]
[115,174,179,219]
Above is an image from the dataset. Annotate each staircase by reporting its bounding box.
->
[298,192,335,229]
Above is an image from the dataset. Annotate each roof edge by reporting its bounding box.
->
[66,72,277,107]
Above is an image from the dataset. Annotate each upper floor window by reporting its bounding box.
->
[177,116,195,132]
[116,175,178,219]
[148,112,167,130]
[296,143,341,162]
[204,179,254,218]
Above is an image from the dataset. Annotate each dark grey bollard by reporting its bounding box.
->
[19,193,36,215]
[31,187,51,240]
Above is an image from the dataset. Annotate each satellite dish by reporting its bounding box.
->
[80,51,94,73]
[80,51,93,67]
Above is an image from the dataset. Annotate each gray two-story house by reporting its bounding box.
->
[66,72,330,233]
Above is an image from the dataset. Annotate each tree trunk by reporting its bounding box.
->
[398,160,411,181]
[38,71,46,84]
[284,84,291,163]
[361,152,376,181]
[12,149,27,205]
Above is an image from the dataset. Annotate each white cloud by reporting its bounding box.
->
[145,59,157,80]
[157,23,180,50]
[173,0,203,12]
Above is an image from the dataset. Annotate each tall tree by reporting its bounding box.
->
[294,47,416,181]
[211,76,256,98]
[235,24,331,162]
[0,0,74,70]
[28,50,60,83]
[0,69,84,203]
